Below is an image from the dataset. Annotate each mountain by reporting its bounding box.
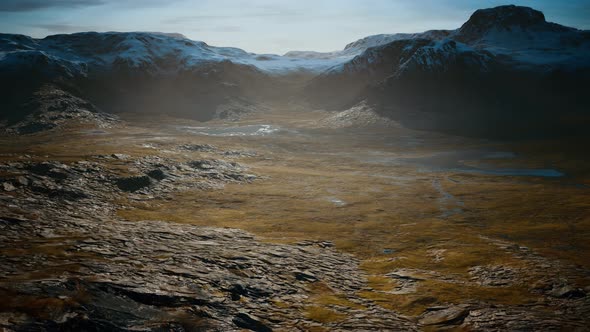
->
[0,29,413,124]
[0,31,368,76]
[0,32,273,128]
[0,30,412,132]
[306,5,590,138]
[283,31,450,62]
[2,5,589,138]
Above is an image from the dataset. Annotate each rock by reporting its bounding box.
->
[147,169,167,181]
[530,279,552,291]
[386,270,425,281]
[47,169,69,180]
[222,150,257,158]
[44,188,88,201]
[229,283,247,301]
[384,269,429,295]
[111,154,130,160]
[294,271,318,282]
[319,101,398,129]
[97,282,207,307]
[2,182,16,191]
[469,265,519,287]
[180,144,217,152]
[16,176,29,186]
[548,285,586,299]
[25,162,70,180]
[319,241,334,248]
[188,160,218,170]
[297,240,334,248]
[27,162,55,175]
[188,159,242,171]
[419,306,470,326]
[115,176,152,192]
[233,312,273,332]
[2,86,118,135]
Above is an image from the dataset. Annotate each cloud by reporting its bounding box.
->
[162,15,230,24]
[161,3,303,25]
[0,0,172,12]
[213,26,242,32]
[0,0,105,12]
[28,23,103,33]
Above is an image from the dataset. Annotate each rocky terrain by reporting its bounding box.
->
[0,151,420,331]
[1,85,118,135]
[1,117,590,331]
[317,101,398,129]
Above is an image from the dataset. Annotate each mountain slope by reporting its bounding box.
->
[2,30,417,131]
[0,32,276,127]
[2,5,589,137]
[306,5,590,138]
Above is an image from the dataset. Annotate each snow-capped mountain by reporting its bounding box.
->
[453,5,590,67]
[283,31,450,62]
[0,32,247,80]
[0,32,279,126]
[306,5,590,138]
[1,5,589,137]
[342,31,452,53]
[0,31,366,76]
[0,29,422,130]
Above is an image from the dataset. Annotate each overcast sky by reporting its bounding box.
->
[1,0,589,54]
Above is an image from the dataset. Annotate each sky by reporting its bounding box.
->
[1,0,589,54]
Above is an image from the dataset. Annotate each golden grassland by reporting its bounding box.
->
[3,109,590,320]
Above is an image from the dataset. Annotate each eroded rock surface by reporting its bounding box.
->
[1,86,118,135]
[0,150,589,331]
[0,216,418,331]
[0,152,417,331]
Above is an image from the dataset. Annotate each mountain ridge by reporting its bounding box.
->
[1,5,589,138]
[304,5,590,138]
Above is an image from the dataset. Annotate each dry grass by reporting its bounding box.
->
[114,129,590,315]
[307,282,366,310]
[5,108,590,319]
[305,306,346,323]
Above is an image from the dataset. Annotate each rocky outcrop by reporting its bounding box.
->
[0,85,118,134]
[318,101,399,129]
[0,152,418,331]
[1,216,403,331]
[455,5,551,43]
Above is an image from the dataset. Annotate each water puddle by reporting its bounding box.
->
[364,150,564,178]
[81,129,108,135]
[458,168,563,177]
[432,179,464,218]
[179,124,280,137]
[326,197,347,207]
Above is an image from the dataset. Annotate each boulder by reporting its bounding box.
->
[115,176,152,192]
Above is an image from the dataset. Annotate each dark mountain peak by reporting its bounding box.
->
[457,5,551,42]
[463,5,546,30]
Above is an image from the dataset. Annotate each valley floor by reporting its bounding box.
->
[1,105,590,331]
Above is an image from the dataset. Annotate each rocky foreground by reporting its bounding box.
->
[1,145,589,331]
[0,152,416,331]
